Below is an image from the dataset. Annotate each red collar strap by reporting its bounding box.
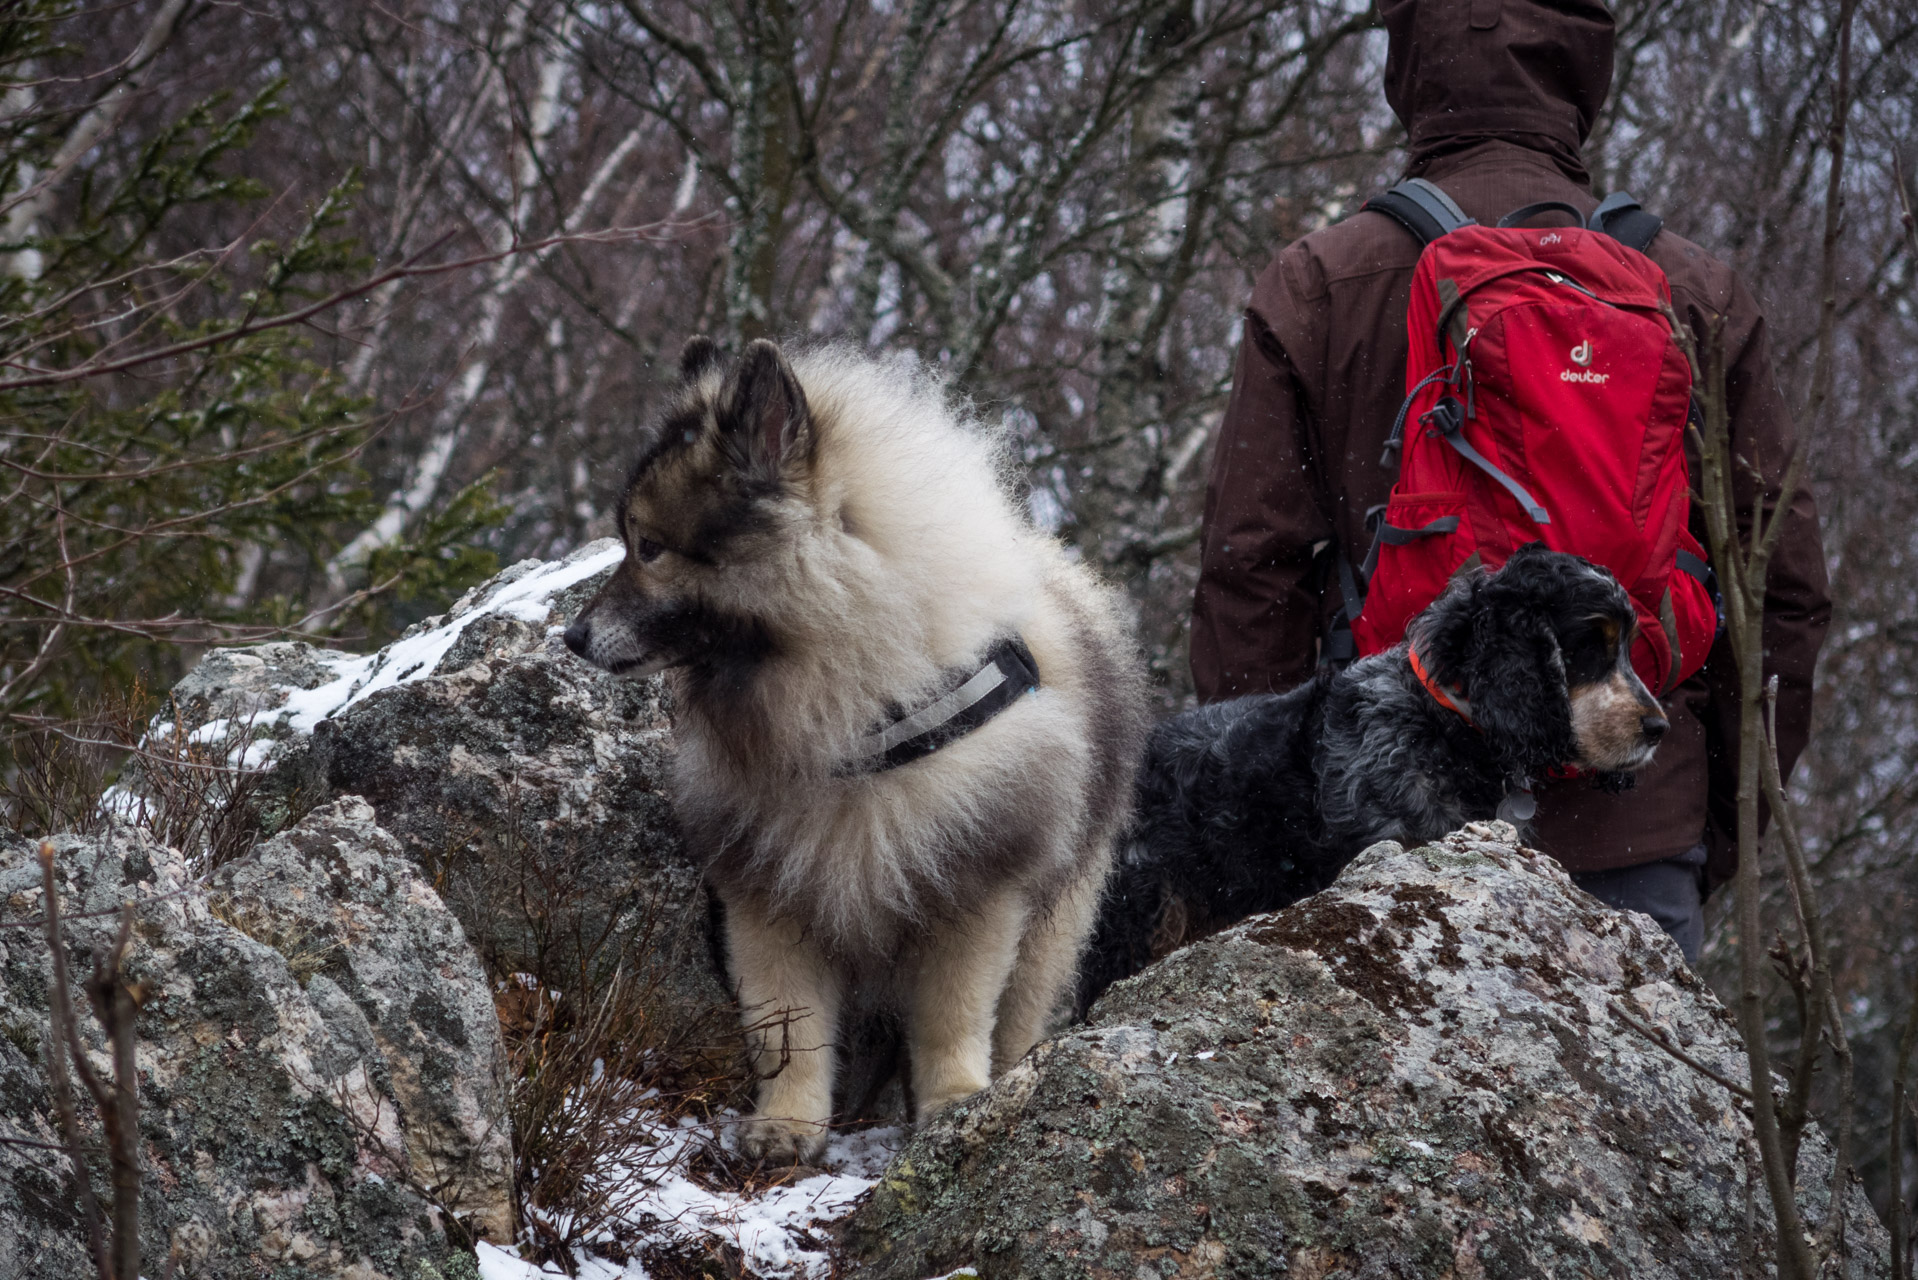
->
[1407,643,1580,821]
[1408,643,1474,725]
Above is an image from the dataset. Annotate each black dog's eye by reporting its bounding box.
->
[1559,617,1625,686]
[635,537,665,563]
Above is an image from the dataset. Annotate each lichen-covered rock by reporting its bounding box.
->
[845,823,1890,1279]
[162,540,726,1037]
[0,800,505,1278]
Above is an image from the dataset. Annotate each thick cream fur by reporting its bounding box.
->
[602,346,1146,1159]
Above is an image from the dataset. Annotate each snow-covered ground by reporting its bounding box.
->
[476,1115,906,1279]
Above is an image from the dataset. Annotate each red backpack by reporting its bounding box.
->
[1341,180,1718,694]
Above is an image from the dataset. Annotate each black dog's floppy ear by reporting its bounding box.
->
[678,335,722,383]
[720,339,812,475]
[1462,594,1579,780]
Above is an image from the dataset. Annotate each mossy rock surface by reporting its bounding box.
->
[843,824,1891,1280]
[0,800,509,1278]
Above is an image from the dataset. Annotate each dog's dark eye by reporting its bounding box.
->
[1559,618,1623,686]
[635,537,665,563]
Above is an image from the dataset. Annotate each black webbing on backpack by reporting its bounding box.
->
[1587,191,1663,252]
[1496,200,1587,227]
[1326,179,1478,663]
[1359,177,1476,247]
[1359,513,1461,582]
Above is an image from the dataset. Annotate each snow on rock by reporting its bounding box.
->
[161,537,733,1104]
[167,539,626,750]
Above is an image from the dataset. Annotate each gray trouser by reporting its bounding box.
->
[1570,843,1709,964]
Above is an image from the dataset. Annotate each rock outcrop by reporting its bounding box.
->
[846,823,1890,1279]
[40,545,1885,1278]
[161,539,726,1036]
[0,799,508,1278]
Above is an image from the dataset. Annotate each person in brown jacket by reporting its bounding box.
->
[1190,0,1831,961]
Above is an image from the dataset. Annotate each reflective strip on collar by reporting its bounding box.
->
[844,636,1040,774]
[863,660,1013,757]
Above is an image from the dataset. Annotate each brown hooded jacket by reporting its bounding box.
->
[1190,0,1831,883]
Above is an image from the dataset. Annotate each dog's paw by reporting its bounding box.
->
[736,1115,828,1164]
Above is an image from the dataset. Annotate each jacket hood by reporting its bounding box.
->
[1381,0,1615,183]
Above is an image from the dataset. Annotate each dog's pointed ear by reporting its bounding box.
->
[678,335,721,383]
[720,339,811,474]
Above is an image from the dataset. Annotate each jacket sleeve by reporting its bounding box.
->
[1189,308,1334,702]
[1687,278,1833,886]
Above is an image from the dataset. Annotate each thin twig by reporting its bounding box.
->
[1671,293,1819,1280]
[38,842,111,1280]
[1609,1000,1755,1101]
[0,221,703,392]
[1762,673,1858,1254]
[1891,968,1918,1280]
[0,1132,105,1154]
[0,509,75,711]
[82,904,141,1279]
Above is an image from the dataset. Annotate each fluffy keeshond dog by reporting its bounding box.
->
[565,337,1148,1160]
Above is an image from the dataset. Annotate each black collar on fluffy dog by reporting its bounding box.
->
[1076,544,1669,1013]
[840,636,1040,774]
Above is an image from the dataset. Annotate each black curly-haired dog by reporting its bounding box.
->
[1077,543,1670,1012]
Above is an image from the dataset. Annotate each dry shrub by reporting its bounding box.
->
[1,684,153,838]
[205,894,342,986]
[462,819,765,1273]
[3,687,279,872]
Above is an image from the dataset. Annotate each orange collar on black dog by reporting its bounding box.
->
[1408,643,1474,725]
[1408,642,1540,823]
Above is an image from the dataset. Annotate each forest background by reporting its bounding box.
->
[2,0,1914,1238]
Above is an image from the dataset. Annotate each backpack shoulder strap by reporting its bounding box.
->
[1360,178,1476,247]
[1587,191,1663,252]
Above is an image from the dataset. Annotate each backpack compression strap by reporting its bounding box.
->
[1360,178,1476,246]
[1587,191,1663,252]
[1327,180,1474,664]
[1364,181,1662,253]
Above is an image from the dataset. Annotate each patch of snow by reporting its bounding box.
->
[233,739,277,769]
[279,541,623,734]
[475,1242,578,1279]
[98,785,143,821]
[497,596,555,624]
[614,1114,900,1276]
[522,1110,903,1278]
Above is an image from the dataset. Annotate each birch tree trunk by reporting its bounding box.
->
[328,13,588,586]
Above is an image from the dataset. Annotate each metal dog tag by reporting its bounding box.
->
[1497,787,1537,824]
